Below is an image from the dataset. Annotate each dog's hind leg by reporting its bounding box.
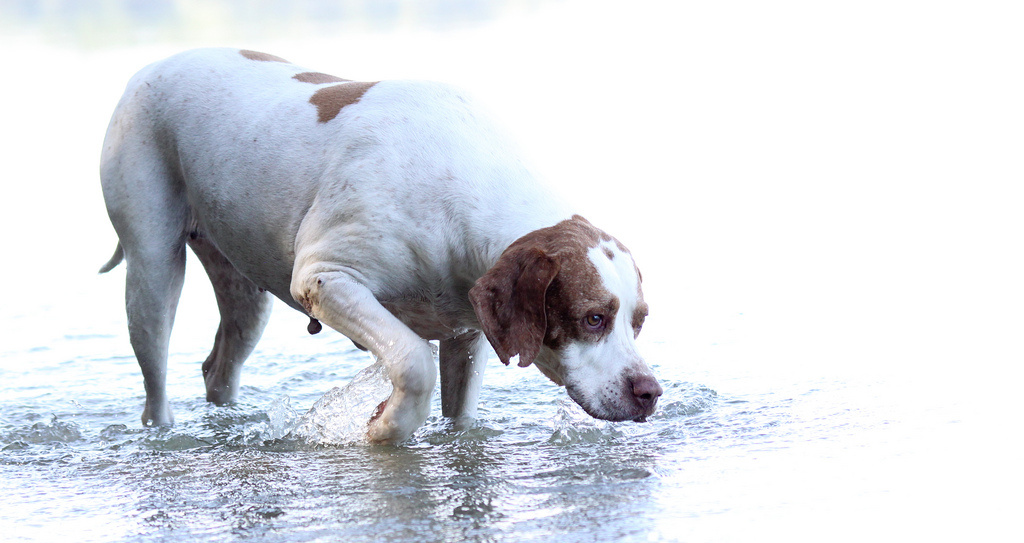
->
[121,241,186,427]
[107,182,189,427]
[101,84,200,426]
[187,235,272,404]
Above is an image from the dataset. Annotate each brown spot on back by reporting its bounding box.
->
[240,49,289,63]
[293,72,349,84]
[603,247,615,260]
[309,82,378,123]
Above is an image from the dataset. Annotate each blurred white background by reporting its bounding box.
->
[3,0,1020,377]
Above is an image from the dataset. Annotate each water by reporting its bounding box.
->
[1,1,1021,541]
[0,286,1004,541]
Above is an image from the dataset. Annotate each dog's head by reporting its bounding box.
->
[469,215,662,422]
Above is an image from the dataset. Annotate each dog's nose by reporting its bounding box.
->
[630,375,663,413]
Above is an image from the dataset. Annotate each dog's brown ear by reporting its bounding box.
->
[469,246,559,367]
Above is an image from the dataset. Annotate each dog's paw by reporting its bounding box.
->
[365,395,425,445]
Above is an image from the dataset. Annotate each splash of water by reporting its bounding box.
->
[289,361,393,445]
[264,396,299,440]
[2,415,82,448]
[548,399,625,445]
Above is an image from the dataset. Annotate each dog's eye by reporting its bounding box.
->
[584,314,604,329]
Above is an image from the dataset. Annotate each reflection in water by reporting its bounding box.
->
[117,419,668,542]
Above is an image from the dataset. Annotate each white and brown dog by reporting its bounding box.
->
[99,48,661,444]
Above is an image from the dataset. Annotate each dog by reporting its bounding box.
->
[99,48,661,444]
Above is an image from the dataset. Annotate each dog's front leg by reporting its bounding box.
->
[291,270,436,444]
[440,331,489,425]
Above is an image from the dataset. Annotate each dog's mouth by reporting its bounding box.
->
[566,385,655,423]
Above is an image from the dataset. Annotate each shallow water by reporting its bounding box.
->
[1,1,1020,541]
[0,284,996,542]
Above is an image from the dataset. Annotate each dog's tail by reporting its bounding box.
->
[98,243,124,273]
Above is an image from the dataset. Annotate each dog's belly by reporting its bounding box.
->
[189,219,301,310]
